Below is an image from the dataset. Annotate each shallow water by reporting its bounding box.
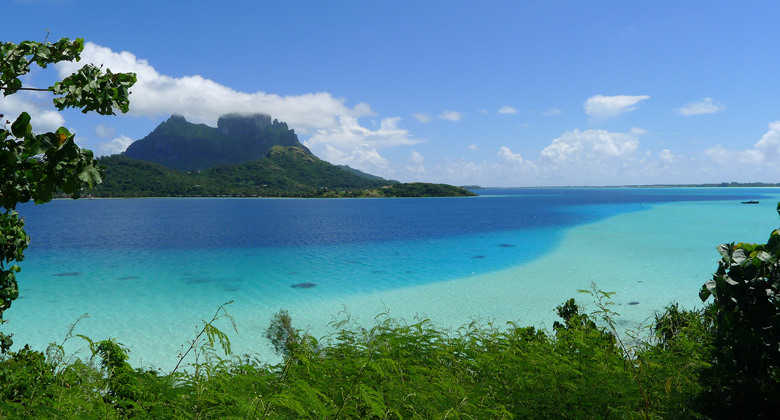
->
[6,188,780,369]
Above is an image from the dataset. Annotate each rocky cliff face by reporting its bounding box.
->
[217,113,272,137]
[124,113,309,172]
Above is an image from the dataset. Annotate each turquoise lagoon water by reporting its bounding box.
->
[6,188,780,369]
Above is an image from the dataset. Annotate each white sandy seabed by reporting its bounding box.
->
[276,197,780,351]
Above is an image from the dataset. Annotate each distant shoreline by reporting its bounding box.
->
[63,184,779,200]
[465,183,780,189]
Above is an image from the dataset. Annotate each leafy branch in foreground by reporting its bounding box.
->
[0,36,136,353]
[697,201,780,418]
[171,300,236,375]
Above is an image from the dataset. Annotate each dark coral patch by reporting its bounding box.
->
[54,272,81,277]
[118,276,139,280]
[291,282,317,289]
[627,301,640,305]
[472,255,487,259]
[498,243,516,248]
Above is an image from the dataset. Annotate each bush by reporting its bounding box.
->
[697,203,780,418]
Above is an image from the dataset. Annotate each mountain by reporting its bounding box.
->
[124,113,307,172]
[93,146,388,197]
[336,165,395,182]
[91,114,476,198]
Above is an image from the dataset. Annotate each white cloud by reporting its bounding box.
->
[658,149,682,165]
[95,124,116,139]
[428,159,495,185]
[583,94,650,118]
[498,106,517,115]
[96,135,134,156]
[540,137,583,164]
[387,121,780,187]
[439,110,464,121]
[36,110,67,132]
[676,97,726,116]
[704,145,762,166]
[541,107,562,116]
[385,127,723,187]
[410,150,424,164]
[498,146,524,163]
[468,144,478,150]
[541,128,642,163]
[755,121,780,159]
[0,91,65,132]
[55,42,373,134]
[304,116,418,150]
[406,150,426,175]
[318,144,391,178]
[423,155,537,186]
[303,116,419,178]
[412,113,432,123]
[535,128,646,185]
[705,121,780,167]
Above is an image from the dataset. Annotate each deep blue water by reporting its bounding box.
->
[20,187,768,251]
[14,187,772,296]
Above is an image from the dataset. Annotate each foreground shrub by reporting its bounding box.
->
[697,203,780,418]
[1,296,716,419]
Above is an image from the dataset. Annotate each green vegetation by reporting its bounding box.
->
[696,205,780,418]
[0,288,713,418]
[0,36,135,352]
[368,182,478,197]
[335,165,395,182]
[668,182,780,188]
[91,151,476,198]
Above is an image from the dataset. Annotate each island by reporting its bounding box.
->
[89,114,476,198]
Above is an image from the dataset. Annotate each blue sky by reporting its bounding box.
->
[3,0,780,186]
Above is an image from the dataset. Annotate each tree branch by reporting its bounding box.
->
[14,87,51,92]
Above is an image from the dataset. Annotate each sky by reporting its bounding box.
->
[3,0,780,187]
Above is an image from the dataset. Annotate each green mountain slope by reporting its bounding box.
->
[92,150,475,198]
[336,164,395,182]
[202,146,394,193]
[93,146,391,197]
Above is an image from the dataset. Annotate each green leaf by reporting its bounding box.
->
[359,383,386,417]
[756,251,775,264]
[716,243,733,262]
[78,166,103,187]
[10,112,31,138]
[732,248,750,266]
[700,279,715,301]
[55,127,71,145]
